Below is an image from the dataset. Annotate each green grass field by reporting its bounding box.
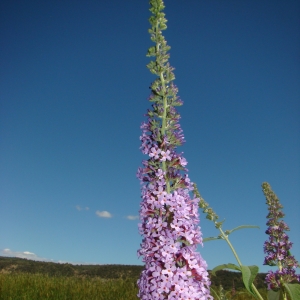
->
[0,273,139,300]
[0,273,267,300]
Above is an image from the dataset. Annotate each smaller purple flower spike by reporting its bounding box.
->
[262,182,300,291]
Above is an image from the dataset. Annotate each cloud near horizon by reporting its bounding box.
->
[126,215,139,220]
[1,249,98,265]
[1,248,49,261]
[95,210,112,218]
[76,205,89,211]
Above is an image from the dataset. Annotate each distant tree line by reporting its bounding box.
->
[210,270,267,291]
[0,256,267,290]
[0,256,144,279]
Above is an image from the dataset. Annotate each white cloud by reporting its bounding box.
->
[1,248,48,261]
[126,215,139,220]
[76,205,89,211]
[1,249,98,265]
[23,251,35,255]
[96,210,112,218]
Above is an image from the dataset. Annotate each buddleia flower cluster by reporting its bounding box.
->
[137,1,211,299]
[262,182,300,290]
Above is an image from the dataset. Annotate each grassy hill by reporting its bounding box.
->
[0,256,267,291]
[0,256,143,279]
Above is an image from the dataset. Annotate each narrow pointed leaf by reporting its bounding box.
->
[225,225,260,235]
[210,287,221,300]
[284,283,300,300]
[240,265,259,297]
[203,236,223,242]
[267,289,281,300]
[211,263,241,276]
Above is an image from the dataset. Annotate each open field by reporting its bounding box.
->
[0,273,269,300]
[0,273,139,300]
[0,257,268,299]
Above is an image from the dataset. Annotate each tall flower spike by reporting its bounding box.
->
[262,182,300,291]
[137,1,212,299]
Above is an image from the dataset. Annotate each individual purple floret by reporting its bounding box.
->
[262,182,300,290]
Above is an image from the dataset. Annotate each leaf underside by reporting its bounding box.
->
[284,283,300,300]
[211,263,241,276]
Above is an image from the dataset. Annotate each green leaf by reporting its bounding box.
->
[224,225,260,235]
[267,289,281,300]
[215,220,225,229]
[203,236,223,242]
[176,239,190,246]
[210,287,221,300]
[211,263,241,276]
[147,46,156,57]
[284,283,300,300]
[240,265,259,297]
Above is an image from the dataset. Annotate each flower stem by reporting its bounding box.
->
[194,185,265,300]
[251,283,264,300]
[160,72,167,136]
[218,227,242,267]
[160,72,170,193]
[217,227,264,300]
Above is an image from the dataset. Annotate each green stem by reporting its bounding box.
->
[217,227,264,300]
[277,244,287,300]
[160,70,171,193]
[251,283,264,300]
[160,71,167,136]
[162,161,170,193]
[282,290,287,300]
[218,227,243,267]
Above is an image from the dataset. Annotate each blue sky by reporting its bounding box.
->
[1,0,299,273]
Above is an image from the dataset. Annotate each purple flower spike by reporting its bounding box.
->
[262,182,300,291]
[137,1,211,299]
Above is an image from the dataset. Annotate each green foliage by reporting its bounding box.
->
[267,289,281,300]
[224,225,260,236]
[0,257,273,300]
[0,256,143,279]
[210,284,267,300]
[210,270,267,291]
[194,182,264,299]
[240,265,259,297]
[212,264,242,275]
[0,273,139,300]
[0,256,269,293]
[212,264,261,298]
[283,283,300,300]
[203,235,224,242]
[0,272,266,300]
[203,226,259,243]
[211,285,228,300]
